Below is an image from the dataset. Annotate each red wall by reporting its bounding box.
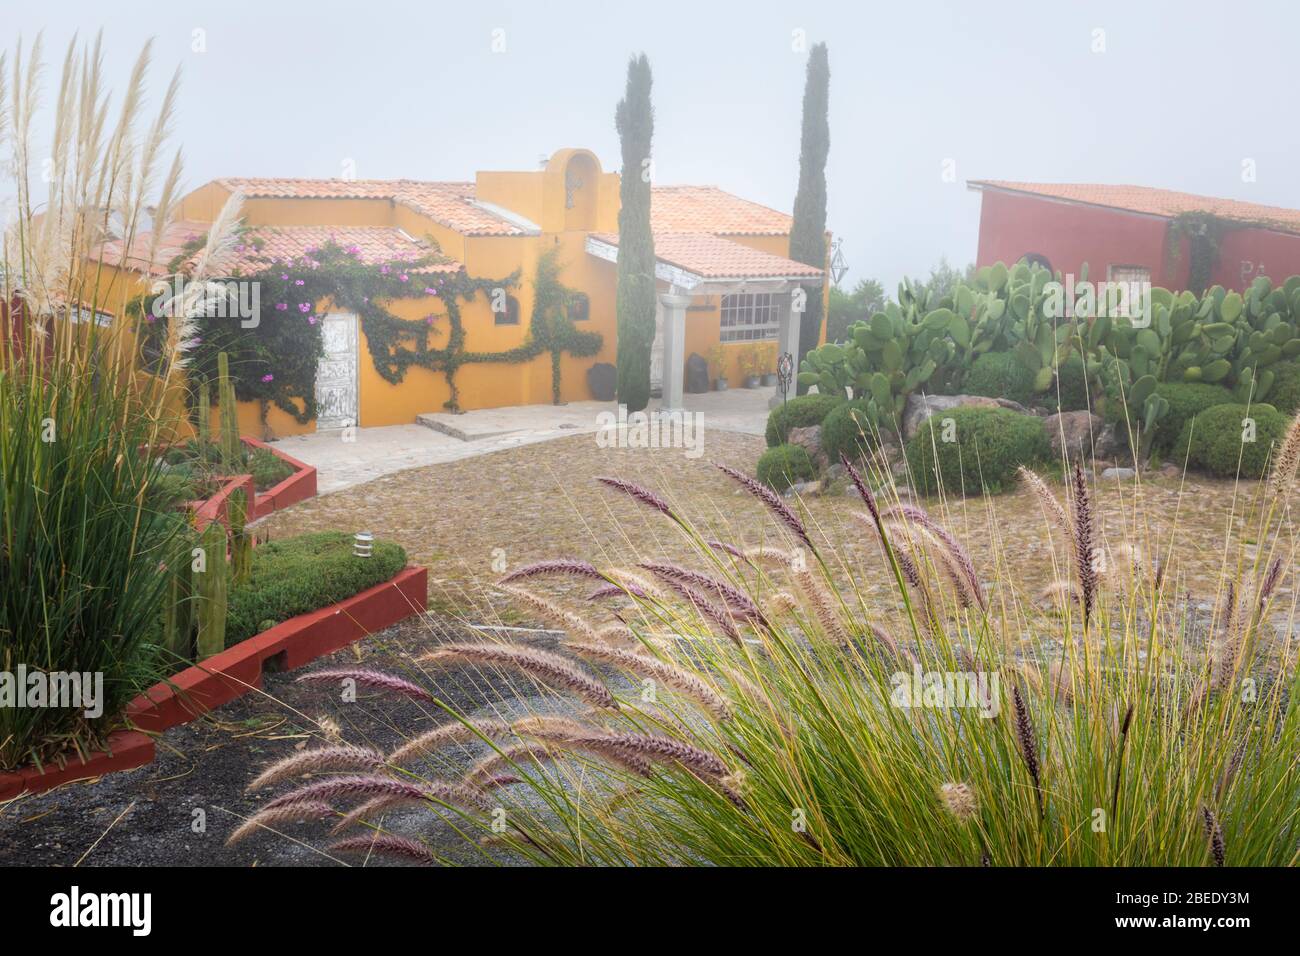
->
[975,189,1300,292]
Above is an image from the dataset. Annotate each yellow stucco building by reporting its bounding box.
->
[109,147,825,438]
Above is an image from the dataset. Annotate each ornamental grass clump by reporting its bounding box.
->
[0,36,202,768]
[239,440,1299,866]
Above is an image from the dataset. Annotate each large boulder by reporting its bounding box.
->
[587,362,617,402]
[1043,411,1104,462]
[787,425,827,470]
[685,353,710,393]
[902,393,1031,440]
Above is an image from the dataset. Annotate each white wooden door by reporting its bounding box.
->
[316,313,359,430]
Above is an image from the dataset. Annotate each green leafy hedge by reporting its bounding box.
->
[821,400,878,463]
[226,532,407,645]
[964,352,1036,406]
[765,393,843,446]
[1267,361,1300,415]
[906,407,1050,496]
[1053,354,1092,412]
[756,444,817,492]
[1174,403,1289,479]
[1149,382,1234,453]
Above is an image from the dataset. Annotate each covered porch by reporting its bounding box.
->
[585,232,824,411]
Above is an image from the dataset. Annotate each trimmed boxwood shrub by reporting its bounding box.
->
[1173,402,1289,479]
[756,443,817,492]
[1054,354,1092,412]
[1150,382,1234,453]
[226,531,407,644]
[821,400,878,463]
[906,406,1050,496]
[964,351,1036,406]
[765,393,843,446]
[1266,361,1300,415]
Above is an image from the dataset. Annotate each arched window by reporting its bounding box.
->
[495,294,520,326]
[1020,252,1053,274]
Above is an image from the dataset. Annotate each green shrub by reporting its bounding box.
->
[1150,382,1234,453]
[250,446,295,491]
[1173,403,1289,479]
[1054,354,1092,412]
[756,444,817,492]
[906,406,1050,496]
[225,532,408,644]
[765,393,844,446]
[1266,361,1300,415]
[821,400,879,463]
[963,352,1035,406]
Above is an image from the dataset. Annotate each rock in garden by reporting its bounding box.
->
[1043,411,1103,461]
[587,362,617,402]
[787,425,827,469]
[1101,467,1136,480]
[685,353,710,393]
[901,393,1031,440]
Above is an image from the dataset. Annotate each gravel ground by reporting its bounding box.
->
[0,617,582,868]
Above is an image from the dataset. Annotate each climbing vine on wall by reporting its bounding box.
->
[132,236,602,419]
[1166,211,1233,296]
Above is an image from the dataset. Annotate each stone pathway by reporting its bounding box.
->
[269,387,775,494]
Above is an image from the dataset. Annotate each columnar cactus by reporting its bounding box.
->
[161,531,194,660]
[229,489,252,586]
[217,351,241,470]
[195,520,229,659]
[196,378,210,445]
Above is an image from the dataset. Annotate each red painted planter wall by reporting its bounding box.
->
[975,190,1300,291]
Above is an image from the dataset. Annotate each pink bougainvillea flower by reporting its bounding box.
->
[399,274,409,282]
[275,303,288,311]
[380,265,390,275]
[280,273,289,280]
[308,315,318,325]
[295,279,305,286]
[261,373,274,383]
[298,303,311,313]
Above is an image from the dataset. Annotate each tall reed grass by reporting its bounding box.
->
[239,417,1300,866]
[1,35,190,769]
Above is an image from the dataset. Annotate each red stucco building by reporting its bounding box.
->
[968,180,1300,292]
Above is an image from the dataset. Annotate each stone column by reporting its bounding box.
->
[658,292,691,414]
[770,291,801,409]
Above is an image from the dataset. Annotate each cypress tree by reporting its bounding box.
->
[788,43,830,388]
[614,54,656,412]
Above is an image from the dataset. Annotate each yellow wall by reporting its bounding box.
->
[148,148,827,439]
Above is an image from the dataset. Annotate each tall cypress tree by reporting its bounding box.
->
[614,54,656,412]
[788,43,830,386]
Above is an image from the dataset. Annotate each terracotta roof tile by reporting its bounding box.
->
[970,180,1300,234]
[651,185,793,236]
[230,225,460,273]
[592,232,821,280]
[95,219,212,275]
[215,178,527,236]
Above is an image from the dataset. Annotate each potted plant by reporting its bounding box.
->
[708,345,729,391]
[760,342,779,387]
[740,344,762,388]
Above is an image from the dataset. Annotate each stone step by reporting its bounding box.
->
[415,412,525,442]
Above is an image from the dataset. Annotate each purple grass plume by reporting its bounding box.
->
[296,668,436,704]
[419,642,619,710]
[330,833,438,865]
[714,461,814,551]
[596,476,677,520]
[498,559,603,585]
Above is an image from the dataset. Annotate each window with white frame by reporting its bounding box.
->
[719,293,780,342]
[1105,265,1151,318]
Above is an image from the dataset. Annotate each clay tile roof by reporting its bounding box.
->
[651,185,793,236]
[230,225,460,273]
[215,178,527,236]
[592,232,821,281]
[95,219,212,275]
[970,180,1300,235]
